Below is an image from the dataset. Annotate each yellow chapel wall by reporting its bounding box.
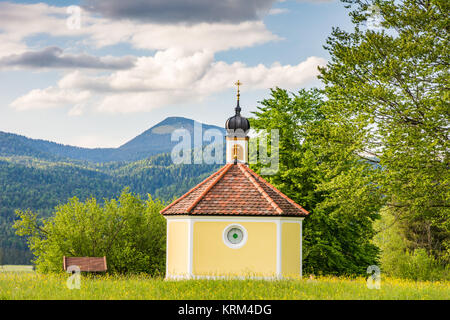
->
[281,222,301,278]
[167,220,189,277]
[193,221,277,277]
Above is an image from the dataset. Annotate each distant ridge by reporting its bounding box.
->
[0,117,226,163]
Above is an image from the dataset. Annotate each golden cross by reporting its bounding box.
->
[235,80,242,101]
[233,144,238,159]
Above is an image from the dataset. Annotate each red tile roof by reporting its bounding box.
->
[160,163,309,217]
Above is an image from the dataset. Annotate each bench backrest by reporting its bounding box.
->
[63,256,107,272]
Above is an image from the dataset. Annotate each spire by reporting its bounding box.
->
[225,80,250,164]
[225,79,250,135]
[234,80,242,114]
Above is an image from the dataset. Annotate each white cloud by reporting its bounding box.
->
[109,49,215,91]
[268,8,290,15]
[96,91,192,114]
[0,3,77,57]
[10,87,91,111]
[198,56,326,93]
[15,51,325,114]
[58,71,112,92]
[0,2,280,56]
[84,20,280,53]
[68,103,86,116]
[3,2,327,115]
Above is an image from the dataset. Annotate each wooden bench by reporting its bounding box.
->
[63,256,107,272]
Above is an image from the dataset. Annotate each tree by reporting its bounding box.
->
[318,0,449,263]
[13,189,166,274]
[250,88,380,275]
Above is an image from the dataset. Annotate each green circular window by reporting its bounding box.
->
[227,227,243,244]
[223,224,247,248]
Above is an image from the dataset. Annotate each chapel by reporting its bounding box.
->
[161,81,309,279]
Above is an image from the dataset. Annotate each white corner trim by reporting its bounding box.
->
[300,219,303,279]
[276,219,282,279]
[166,220,170,278]
[188,219,194,278]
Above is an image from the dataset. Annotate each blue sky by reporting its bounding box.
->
[0,0,353,148]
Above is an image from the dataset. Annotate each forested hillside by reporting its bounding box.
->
[0,117,224,264]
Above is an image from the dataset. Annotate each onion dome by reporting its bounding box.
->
[225,80,250,136]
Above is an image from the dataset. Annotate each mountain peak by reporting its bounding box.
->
[117,117,225,158]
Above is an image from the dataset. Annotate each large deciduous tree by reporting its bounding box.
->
[319,0,449,263]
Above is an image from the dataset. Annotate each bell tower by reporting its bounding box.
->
[225,80,250,164]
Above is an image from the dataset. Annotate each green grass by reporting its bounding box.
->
[0,272,449,300]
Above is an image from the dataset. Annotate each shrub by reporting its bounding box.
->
[396,249,449,281]
[13,189,166,275]
[374,208,449,281]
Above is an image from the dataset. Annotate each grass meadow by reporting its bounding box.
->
[0,267,449,300]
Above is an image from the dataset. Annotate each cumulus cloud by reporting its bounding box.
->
[84,20,280,53]
[58,50,326,93]
[82,0,276,24]
[12,50,325,114]
[0,47,136,70]
[10,87,91,111]
[68,104,87,116]
[0,1,332,57]
[3,2,328,115]
[197,56,326,92]
[268,8,290,15]
[0,2,279,56]
[96,55,326,113]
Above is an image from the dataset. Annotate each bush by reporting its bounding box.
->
[398,249,450,281]
[374,208,449,281]
[13,189,166,275]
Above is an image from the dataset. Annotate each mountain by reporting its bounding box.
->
[0,117,226,265]
[118,117,226,161]
[0,117,226,163]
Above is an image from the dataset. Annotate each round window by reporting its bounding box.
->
[223,224,247,249]
[227,227,243,244]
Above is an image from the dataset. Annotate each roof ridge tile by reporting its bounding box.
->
[244,165,310,215]
[237,164,283,215]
